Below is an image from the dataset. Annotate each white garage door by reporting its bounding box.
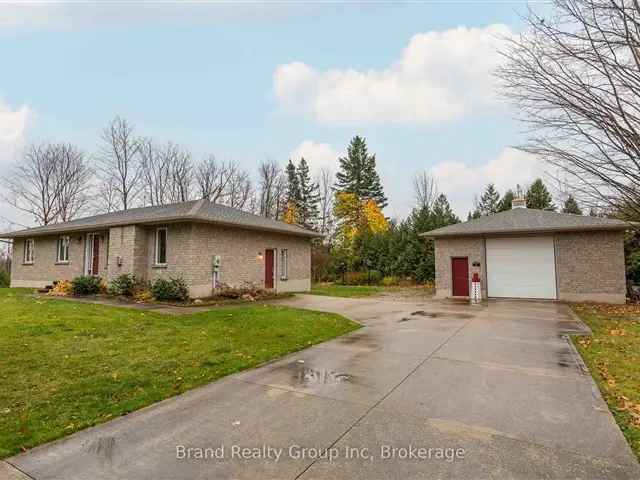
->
[486,236,557,299]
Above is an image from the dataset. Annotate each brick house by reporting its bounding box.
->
[420,199,634,304]
[1,200,320,298]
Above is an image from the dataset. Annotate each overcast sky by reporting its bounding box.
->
[0,1,549,228]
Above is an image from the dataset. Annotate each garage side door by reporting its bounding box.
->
[486,236,557,299]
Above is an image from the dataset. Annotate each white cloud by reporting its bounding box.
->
[431,148,545,216]
[274,24,512,126]
[0,99,31,165]
[289,140,342,175]
[0,99,33,228]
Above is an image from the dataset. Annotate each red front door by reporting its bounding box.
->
[452,257,469,297]
[264,249,275,289]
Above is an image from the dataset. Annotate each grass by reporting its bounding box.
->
[309,283,385,298]
[0,288,359,458]
[572,303,640,459]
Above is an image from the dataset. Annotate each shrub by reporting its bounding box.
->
[627,250,640,286]
[381,275,400,287]
[151,277,190,302]
[0,270,9,288]
[108,274,139,297]
[367,270,383,285]
[215,282,267,300]
[134,289,154,303]
[71,276,103,295]
[48,280,73,296]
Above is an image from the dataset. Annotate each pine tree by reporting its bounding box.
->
[498,189,515,212]
[285,159,301,205]
[562,195,582,215]
[297,157,320,229]
[334,135,387,209]
[432,194,459,228]
[478,183,501,215]
[526,179,556,210]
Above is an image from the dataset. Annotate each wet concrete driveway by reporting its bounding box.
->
[5,295,640,479]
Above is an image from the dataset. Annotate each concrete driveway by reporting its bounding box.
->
[5,295,639,479]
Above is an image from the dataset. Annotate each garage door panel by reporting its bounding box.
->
[486,237,557,299]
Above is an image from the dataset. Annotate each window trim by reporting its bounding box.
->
[280,248,288,281]
[155,227,168,266]
[23,238,35,265]
[56,235,70,264]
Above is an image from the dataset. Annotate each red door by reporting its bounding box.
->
[452,257,469,297]
[91,235,100,276]
[264,249,274,289]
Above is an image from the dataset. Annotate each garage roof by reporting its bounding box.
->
[420,208,635,238]
[0,199,322,239]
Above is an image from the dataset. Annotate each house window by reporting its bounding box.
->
[23,239,34,264]
[155,228,167,265]
[57,236,70,263]
[280,249,288,280]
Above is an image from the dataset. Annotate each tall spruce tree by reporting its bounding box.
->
[498,189,515,212]
[432,194,459,227]
[478,183,501,215]
[297,157,320,229]
[526,178,556,210]
[562,195,582,215]
[285,159,301,205]
[334,135,387,209]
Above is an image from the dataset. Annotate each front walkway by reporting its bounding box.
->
[5,295,639,479]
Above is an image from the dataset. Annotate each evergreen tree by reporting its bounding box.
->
[526,179,556,210]
[334,136,387,209]
[562,195,582,215]
[297,157,320,229]
[285,159,301,205]
[432,194,460,227]
[498,189,515,212]
[478,183,501,215]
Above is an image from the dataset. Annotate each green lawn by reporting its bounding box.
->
[309,283,385,298]
[572,303,640,459]
[0,288,359,458]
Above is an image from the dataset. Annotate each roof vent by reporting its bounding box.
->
[512,197,527,209]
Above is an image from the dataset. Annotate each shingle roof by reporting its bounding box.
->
[420,208,635,238]
[0,200,321,239]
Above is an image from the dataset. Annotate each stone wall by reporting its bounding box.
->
[555,230,626,304]
[11,232,108,288]
[434,237,486,299]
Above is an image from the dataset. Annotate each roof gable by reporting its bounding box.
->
[421,208,633,238]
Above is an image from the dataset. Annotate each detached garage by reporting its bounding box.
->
[421,201,632,304]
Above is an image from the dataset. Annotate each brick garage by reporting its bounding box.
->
[422,203,632,304]
[3,200,319,298]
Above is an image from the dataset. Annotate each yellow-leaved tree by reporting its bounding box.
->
[334,192,388,247]
[283,201,300,225]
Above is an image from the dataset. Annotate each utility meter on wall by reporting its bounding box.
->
[213,255,221,270]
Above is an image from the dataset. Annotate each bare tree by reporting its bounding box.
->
[2,142,91,225]
[497,0,640,220]
[3,143,59,225]
[166,144,193,203]
[97,116,142,210]
[196,156,232,203]
[413,171,438,210]
[94,177,119,214]
[139,138,170,206]
[317,167,335,238]
[258,160,286,219]
[54,144,92,222]
[226,167,254,210]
